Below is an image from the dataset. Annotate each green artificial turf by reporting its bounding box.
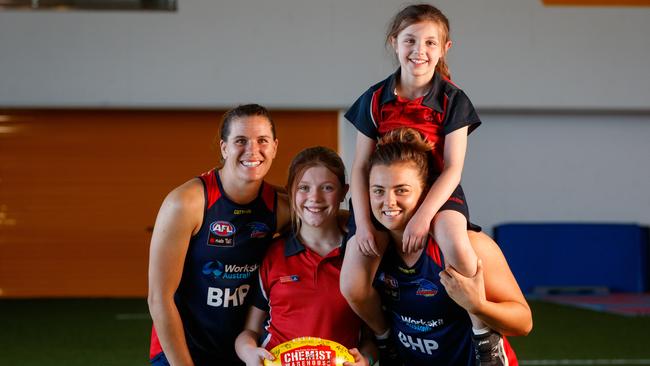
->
[0,298,151,366]
[1,299,649,365]
[508,300,650,365]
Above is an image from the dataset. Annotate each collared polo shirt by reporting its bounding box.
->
[345,69,482,170]
[251,233,362,351]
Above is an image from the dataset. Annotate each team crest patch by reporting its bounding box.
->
[415,279,438,297]
[208,221,236,247]
[379,272,398,289]
[247,222,270,239]
[378,272,400,300]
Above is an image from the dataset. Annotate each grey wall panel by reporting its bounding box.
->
[1,0,648,108]
[339,111,650,233]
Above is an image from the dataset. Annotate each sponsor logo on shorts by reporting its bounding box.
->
[247,222,270,239]
[208,221,236,247]
[415,279,438,297]
[202,261,259,280]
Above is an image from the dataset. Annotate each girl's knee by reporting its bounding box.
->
[340,275,371,303]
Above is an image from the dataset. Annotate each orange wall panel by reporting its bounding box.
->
[0,109,338,297]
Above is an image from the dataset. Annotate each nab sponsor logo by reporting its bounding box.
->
[206,284,250,308]
[210,221,236,237]
[415,279,438,297]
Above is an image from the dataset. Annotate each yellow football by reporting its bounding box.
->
[263,337,355,366]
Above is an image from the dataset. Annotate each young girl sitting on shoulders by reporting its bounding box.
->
[340,4,503,365]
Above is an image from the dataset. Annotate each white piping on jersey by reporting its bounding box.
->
[369,91,378,131]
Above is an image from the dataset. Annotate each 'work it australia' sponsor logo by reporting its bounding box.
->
[398,312,444,332]
[247,222,270,239]
[415,279,438,297]
[207,221,236,247]
[202,261,259,280]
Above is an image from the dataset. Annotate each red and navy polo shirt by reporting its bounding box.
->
[345,69,482,170]
[250,233,363,351]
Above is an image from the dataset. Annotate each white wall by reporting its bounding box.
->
[1,0,649,108]
[340,112,650,233]
[2,0,649,231]
[464,112,650,232]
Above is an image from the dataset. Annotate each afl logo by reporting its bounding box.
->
[210,221,236,237]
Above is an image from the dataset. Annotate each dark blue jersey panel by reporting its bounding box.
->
[174,170,278,365]
[374,240,475,366]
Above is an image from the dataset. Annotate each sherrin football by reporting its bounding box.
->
[263,337,354,366]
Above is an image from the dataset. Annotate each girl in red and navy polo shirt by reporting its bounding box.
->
[340,4,503,365]
[235,147,375,366]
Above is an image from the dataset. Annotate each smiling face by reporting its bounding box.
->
[392,21,450,83]
[219,115,278,184]
[294,166,346,229]
[369,162,425,232]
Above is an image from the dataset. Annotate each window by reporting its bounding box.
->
[0,0,176,11]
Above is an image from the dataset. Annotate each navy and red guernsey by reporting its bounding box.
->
[374,239,518,366]
[149,169,278,366]
[345,69,481,172]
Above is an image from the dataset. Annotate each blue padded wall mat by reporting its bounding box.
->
[493,223,648,294]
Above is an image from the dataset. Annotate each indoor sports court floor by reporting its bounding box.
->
[1,298,650,366]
